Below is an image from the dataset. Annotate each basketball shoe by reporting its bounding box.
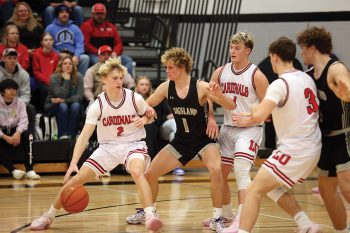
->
[209,216,228,232]
[30,212,54,230]
[12,169,25,180]
[220,219,239,233]
[145,214,163,232]
[126,208,146,224]
[202,215,235,227]
[297,222,321,233]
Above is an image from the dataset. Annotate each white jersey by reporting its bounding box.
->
[265,70,321,154]
[86,88,147,144]
[219,62,260,126]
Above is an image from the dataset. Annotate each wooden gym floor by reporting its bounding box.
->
[0,165,349,233]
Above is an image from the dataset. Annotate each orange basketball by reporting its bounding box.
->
[60,184,89,213]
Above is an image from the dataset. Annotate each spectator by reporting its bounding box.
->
[0,0,17,27]
[0,24,29,70]
[43,0,83,27]
[8,2,44,57]
[32,32,59,112]
[0,79,40,180]
[258,56,303,149]
[80,3,134,76]
[45,4,89,76]
[84,45,134,106]
[44,55,83,139]
[0,48,36,134]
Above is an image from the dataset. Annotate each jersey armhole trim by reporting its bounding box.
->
[218,63,228,85]
[132,91,140,115]
[251,67,259,91]
[278,78,289,108]
[97,96,103,121]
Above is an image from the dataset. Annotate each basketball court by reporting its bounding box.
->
[1,166,348,233]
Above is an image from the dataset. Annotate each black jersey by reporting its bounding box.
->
[167,77,209,141]
[308,58,350,135]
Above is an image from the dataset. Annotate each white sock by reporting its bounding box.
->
[144,206,156,216]
[335,228,348,233]
[238,230,249,233]
[213,207,222,219]
[222,203,234,217]
[293,211,311,228]
[48,205,58,219]
[237,204,243,220]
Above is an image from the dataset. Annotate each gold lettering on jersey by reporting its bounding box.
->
[172,107,197,116]
[221,82,249,97]
[102,115,136,126]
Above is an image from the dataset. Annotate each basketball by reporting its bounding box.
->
[60,184,89,213]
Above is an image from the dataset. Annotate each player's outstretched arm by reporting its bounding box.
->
[146,81,169,107]
[250,100,276,123]
[203,81,236,110]
[328,63,350,102]
[64,124,95,183]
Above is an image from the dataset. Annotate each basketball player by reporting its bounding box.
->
[297,26,350,233]
[30,57,163,232]
[127,47,236,232]
[228,37,322,233]
[202,31,269,228]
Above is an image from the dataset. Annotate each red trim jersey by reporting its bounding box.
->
[86,88,147,144]
[219,62,260,126]
[265,70,321,154]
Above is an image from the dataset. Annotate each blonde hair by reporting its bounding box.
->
[99,57,127,78]
[56,55,78,86]
[229,31,254,50]
[161,47,193,74]
[1,24,19,45]
[9,2,41,31]
[135,76,153,99]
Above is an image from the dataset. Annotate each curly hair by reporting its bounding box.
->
[229,31,254,50]
[161,47,193,74]
[297,26,332,55]
[99,57,127,78]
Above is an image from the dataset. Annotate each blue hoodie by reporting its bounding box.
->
[45,19,85,56]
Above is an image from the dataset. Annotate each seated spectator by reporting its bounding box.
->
[134,76,184,175]
[8,2,44,57]
[0,24,29,70]
[44,55,83,139]
[0,79,40,180]
[84,45,134,107]
[32,32,59,112]
[80,3,134,76]
[43,0,83,27]
[45,4,89,75]
[0,48,35,135]
[0,0,17,27]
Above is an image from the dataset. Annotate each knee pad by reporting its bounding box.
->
[267,186,287,203]
[233,158,252,190]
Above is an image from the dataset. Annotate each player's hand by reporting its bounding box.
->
[145,107,157,119]
[11,131,21,147]
[232,112,252,127]
[208,81,222,97]
[132,116,145,128]
[329,79,350,102]
[63,164,79,184]
[206,116,219,139]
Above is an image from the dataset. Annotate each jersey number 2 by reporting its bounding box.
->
[304,88,319,114]
[117,126,124,136]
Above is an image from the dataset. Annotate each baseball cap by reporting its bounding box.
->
[2,48,18,57]
[98,45,112,55]
[92,3,106,13]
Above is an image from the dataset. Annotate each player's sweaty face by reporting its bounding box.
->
[105,70,124,90]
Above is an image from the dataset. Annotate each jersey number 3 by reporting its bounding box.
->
[304,88,319,114]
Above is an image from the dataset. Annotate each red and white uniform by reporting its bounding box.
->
[83,89,150,178]
[263,70,321,188]
[218,62,262,165]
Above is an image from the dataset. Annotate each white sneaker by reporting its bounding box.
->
[298,222,321,233]
[12,169,26,180]
[210,216,226,232]
[126,208,146,224]
[202,215,234,227]
[26,170,41,180]
[30,212,54,230]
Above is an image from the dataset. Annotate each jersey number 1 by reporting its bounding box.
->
[182,118,190,133]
